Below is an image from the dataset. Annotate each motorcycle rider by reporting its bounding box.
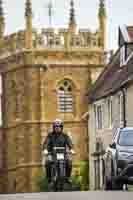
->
[42,119,75,183]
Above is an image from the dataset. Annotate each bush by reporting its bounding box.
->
[70,174,82,191]
[80,160,89,190]
[36,172,49,192]
[70,160,89,191]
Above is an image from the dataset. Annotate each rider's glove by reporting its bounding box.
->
[43,149,48,155]
[70,149,76,154]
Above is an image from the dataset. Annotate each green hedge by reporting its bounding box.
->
[36,172,49,192]
[79,160,89,190]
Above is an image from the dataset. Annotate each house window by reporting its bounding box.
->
[95,104,103,130]
[57,80,74,113]
[120,45,126,67]
[107,99,113,128]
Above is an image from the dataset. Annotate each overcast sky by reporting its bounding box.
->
[3,0,133,50]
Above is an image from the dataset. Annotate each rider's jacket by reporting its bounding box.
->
[43,131,73,152]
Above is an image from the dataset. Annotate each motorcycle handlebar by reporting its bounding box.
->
[43,149,76,155]
[53,147,65,150]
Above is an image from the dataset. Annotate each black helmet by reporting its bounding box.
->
[53,119,63,129]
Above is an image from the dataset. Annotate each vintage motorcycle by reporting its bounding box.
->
[43,146,75,191]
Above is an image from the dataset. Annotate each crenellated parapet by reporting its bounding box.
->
[0,28,103,59]
[0,0,107,59]
[32,28,101,49]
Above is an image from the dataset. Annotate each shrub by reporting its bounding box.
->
[79,160,89,190]
[36,172,49,192]
[70,174,82,191]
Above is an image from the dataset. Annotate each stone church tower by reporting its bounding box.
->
[0,0,107,193]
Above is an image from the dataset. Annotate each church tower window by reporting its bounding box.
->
[57,80,74,113]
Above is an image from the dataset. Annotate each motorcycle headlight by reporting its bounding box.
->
[47,155,52,161]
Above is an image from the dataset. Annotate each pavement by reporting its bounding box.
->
[0,191,133,200]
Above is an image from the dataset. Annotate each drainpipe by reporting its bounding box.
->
[121,88,126,127]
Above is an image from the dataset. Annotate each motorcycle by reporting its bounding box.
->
[44,147,75,191]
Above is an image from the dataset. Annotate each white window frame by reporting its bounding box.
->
[94,103,104,130]
[120,45,126,67]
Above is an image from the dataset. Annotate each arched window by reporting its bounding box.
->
[57,80,74,113]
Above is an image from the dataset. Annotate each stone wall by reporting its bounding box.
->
[0,46,104,192]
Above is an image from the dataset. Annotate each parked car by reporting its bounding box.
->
[103,127,133,190]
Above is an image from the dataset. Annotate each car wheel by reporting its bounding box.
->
[112,182,123,190]
[111,178,123,190]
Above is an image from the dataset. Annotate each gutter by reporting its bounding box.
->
[121,88,126,127]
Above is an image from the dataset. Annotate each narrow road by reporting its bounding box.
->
[0,191,133,200]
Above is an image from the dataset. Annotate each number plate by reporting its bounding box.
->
[57,153,64,160]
